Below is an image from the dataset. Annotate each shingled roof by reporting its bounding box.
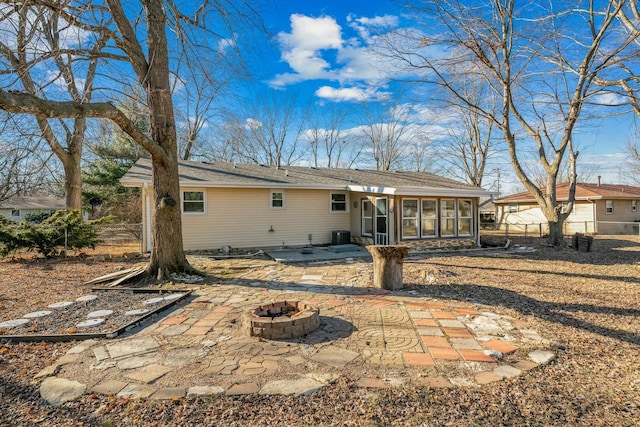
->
[0,196,65,210]
[121,158,492,197]
[495,182,640,203]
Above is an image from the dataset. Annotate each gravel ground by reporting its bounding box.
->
[0,236,639,426]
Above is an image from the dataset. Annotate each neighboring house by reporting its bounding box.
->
[0,196,66,222]
[120,159,494,252]
[494,180,640,235]
[479,200,496,228]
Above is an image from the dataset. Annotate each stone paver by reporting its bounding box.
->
[39,377,86,406]
[311,346,359,367]
[36,257,556,403]
[260,377,326,395]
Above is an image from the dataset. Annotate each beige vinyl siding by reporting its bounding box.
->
[497,201,598,233]
[181,187,351,250]
[595,199,640,234]
[563,202,595,233]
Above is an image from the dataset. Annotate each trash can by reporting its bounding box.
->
[331,230,351,245]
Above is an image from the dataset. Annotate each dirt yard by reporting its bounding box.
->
[0,235,638,426]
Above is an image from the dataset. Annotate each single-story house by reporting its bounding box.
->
[120,158,494,252]
[494,180,640,235]
[0,195,66,222]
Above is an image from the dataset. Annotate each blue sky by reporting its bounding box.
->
[226,0,638,194]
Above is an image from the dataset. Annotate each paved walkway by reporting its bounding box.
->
[37,257,556,406]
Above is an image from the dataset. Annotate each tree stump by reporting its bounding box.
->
[366,245,410,290]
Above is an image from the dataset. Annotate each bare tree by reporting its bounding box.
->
[383,0,638,245]
[303,104,363,168]
[0,0,258,277]
[236,91,307,168]
[437,80,498,186]
[0,4,107,209]
[359,101,414,170]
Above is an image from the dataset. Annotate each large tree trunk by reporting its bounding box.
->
[547,220,565,247]
[62,155,83,210]
[142,0,193,279]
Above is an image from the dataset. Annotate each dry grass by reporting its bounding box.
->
[0,235,638,426]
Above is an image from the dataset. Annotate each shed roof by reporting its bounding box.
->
[495,182,640,203]
[121,158,493,197]
[0,196,65,210]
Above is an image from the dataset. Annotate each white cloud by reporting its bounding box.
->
[591,92,626,107]
[270,13,401,91]
[315,85,391,102]
[245,118,262,130]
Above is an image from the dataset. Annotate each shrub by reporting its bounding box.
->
[0,209,103,257]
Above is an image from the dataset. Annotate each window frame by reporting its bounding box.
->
[420,198,438,238]
[361,198,373,237]
[440,199,457,237]
[181,190,206,214]
[508,204,518,213]
[605,200,613,215]
[330,192,348,213]
[457,199,473,237]
[632,200,637,212]
[10,209,20,217]
[401,198,420,239]
[270,190,285,209]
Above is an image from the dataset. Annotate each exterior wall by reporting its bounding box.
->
[596,199,640,234]
[496,199,640,235]
[0,208,58,222]
[181,187,351,250]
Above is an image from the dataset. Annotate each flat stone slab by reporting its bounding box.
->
[143,297,165,306]
[23,310,52,319]
[475,371,503,384]
[67,339,99,354]
[164,347,202,367]
[76,318,105,328]
[117,384,155,399]
[310,345,359,367]
[87,309,114,318]
[226,383,259,395]
[493,365,522,379]
[327,244,361,253]
[438,319,466,328]
[91,380,128,395]
[117,354,159,370]
[0,318,30,329]
[39,377,87,406]
[106,337,160,359]
[528,350,556,364]
[152,387,187,400]
[187,386,225,396]
[48,301,74,309]
[125,363,172,383]
[76,294,99,302]
[259,377,325,395]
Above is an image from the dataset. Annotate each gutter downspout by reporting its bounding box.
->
[588,198,596,233]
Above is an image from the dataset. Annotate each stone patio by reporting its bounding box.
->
[36,256,556,406]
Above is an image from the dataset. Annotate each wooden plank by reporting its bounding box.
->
[104,265,147,287]
[83,267,138,286]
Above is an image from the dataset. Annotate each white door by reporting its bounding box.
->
[375,197,388,245]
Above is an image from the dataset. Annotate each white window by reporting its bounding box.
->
[458,199,473,236]
[508,204,518,213]
[605,200,613,215]
[11,209,20,217]
[361,199,373,236]
[271,190,285,208]
[441,199,456,236]
[182,191,205,213]
[421,199,437,238]
[330,193,348,212]
[632,200,637,212]
[402,199,419,239]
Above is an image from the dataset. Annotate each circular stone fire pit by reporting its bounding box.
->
[245,300,319,340]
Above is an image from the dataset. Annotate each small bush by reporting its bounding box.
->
[0,209,103,257]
